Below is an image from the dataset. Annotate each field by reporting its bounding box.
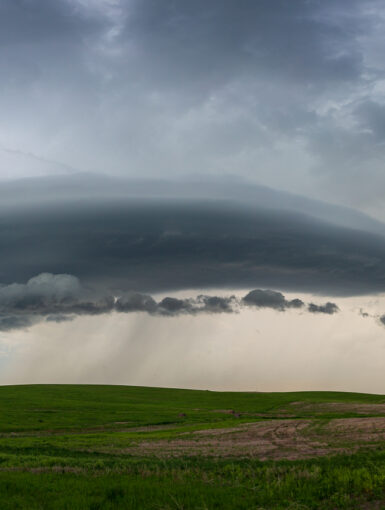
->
[1,385,385,508]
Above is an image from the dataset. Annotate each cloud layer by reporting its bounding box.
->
[1,191,385,296]
[1,1,385,217]
[0,272,342,332]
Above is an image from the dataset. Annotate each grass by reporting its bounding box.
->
[1,384,384,432]
[0,385,385,508]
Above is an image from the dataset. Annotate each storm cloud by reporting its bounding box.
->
[0,178,385,297]
[0,273,115,323]
[1,1,385,219]
[2,2,385,392]
[308,302,339,315]
[156,295,238,316]
[0,273,342,332]
[243,290,304,311]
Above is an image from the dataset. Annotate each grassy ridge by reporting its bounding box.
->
[0,385,385,509]
[0,384,384,432]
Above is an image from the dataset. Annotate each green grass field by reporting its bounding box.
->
[1,384,385,509]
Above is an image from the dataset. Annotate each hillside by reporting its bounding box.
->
[0,385,385,508]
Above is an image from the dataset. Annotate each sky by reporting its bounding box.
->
[1,0,385,391]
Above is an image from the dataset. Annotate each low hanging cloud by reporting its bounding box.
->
[243,289,304,311]
[157,295,237,316]
[0,272,344,332]
[308,302,339,315]
[114,292,157,314]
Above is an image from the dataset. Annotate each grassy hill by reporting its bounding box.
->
[0,385,385,508]
[1,384,385,432]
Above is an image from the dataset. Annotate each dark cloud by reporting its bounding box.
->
[124,0,363,96]
[1,2,385,302]
[157,295,237,316]
[0,0,102,45]
[1,174,384,235]
[1,0,366,91]
[243,289,304,311]
[115,292,157,314]
[157,297,194,316]
[0,273,227,330]
[0,273,338,331]
[197,295,236,314]
[0,315,39,332]
[288,298,305,309]
[354,100,385,143]
[308,302,339,315]
[0,273,114,317]
[0,0,384,213]
[0,181,384,296]
[45,314,75,323]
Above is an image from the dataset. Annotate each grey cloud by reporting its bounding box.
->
[379,315,385,326]
[287,299,305,309]
[124,0,364,95]
[0,273,81,310]
[0,273,114,317]
[308,302,339,315]
[243,289,304,311]
[115,292,157,313]
[1,0,366,91]
[0,273,236,330]
[0,178,385,296]
[0,315,40,332]
[157,297,194,316]
[45,314,76,323]
[354,100,385,143]
[0,273,116,331]
[0,273,336,331]
[0,0,102,44]
[197,295,236,314]
[157,295,237,316]
[0,0,384,214]
[0,173,384,235]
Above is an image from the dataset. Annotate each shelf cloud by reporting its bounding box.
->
[0,178,385,297]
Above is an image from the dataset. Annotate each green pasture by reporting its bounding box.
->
[0,385,384,509]
[0,384,384,432]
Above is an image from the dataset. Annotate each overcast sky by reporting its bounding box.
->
[1,1,385,391]
[1,0,385,216]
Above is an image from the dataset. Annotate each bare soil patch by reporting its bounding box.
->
[326,416,385,443]
[288,402,385,415]
[121,416,385,460]
[122,419,333,460]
